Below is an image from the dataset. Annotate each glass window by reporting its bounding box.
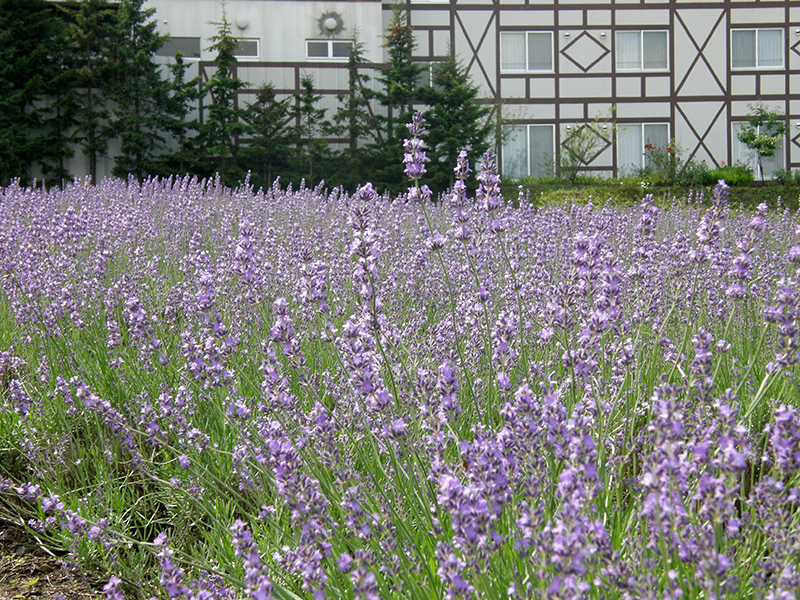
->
[234,39,259,58]
[156,37,201,58]
[616,30,668,71]
[732,122,784,180]
[502,125,554,179]
[732,29,783,69]
[306,40,352,61]
[500,32,552,72]
[618,123,669,174]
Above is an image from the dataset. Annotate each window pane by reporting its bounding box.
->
[643,124,669,169]
[757,29,782,67]
[307,41,329,58]
[617,32,641,69]
[502,126,528,180]
[156,37,201,58]
[731,30,755,68]
[618,124,642,174]
[501,33,526,71]
[529,125,554,178]
[642,31,667,70]
[235,40,258,57]
[527,32,552,71]
[760,134,783,179]
[731,122,756,172]
[331,41,353,58]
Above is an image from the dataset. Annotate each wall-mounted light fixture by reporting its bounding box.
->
[564,32,570,38]
[236,17,249,30]
[600,32,606,38]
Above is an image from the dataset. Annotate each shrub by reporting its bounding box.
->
[706,163,754,186]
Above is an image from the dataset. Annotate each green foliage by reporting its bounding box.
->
[105,0,170,180]
[0,0,77,186]
[637,139,710,186]
[63,0,117,185]
[736,103,786,181]
[420,52,492,194]
[706,164,754,187]
[559,110,616,183]
[198,5,251,186]
[289,75,333,187]
[242,83,292,190]
[158,53,204,176]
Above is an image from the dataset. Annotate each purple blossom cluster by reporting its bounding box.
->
[1,128,799,600]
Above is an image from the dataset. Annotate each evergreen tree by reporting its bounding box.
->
[421,52,492,193]
[63,0,116,185]
[242,83,292,189]
[331,36,381,189]
[199,7,250,185]
[0,0,75,185]
[159,53,204,176]
[374,4,424,192]
[289,75,332,187]
[105,0,169,180]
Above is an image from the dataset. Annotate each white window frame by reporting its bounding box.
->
[617,123,670,175]
[615,30,669,72]
[500,32,554,73]
[731,28,784,70]
[731,122,785,180]
[501,124,555,180]
[233,38,259,60]
[305,39,353,61]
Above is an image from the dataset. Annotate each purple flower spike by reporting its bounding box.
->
[104,576,124,600]
[404,112,430,185]
[476,150,502,212]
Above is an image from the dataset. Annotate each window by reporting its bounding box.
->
[502,125,554,179]
[156,37,201,59]
[234,39,259,59]
[306,40,353,61]
[500,32,553,72]
[731,29,783,69]
[616,31,668,71]
[617,123,669,175]
[732,122,784,180]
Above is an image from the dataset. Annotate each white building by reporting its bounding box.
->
[132,1,800,180]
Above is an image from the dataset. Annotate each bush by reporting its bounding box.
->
[705,163,754,186]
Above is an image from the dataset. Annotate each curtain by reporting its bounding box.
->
[501,33,526,71]
[618,124,642,174]
[731,30,756,68]
[502,126,528,179]
[527,32,552,71]
[643,31,667,70]
[757,29,782,67]
[617,32,641,69]
[529,126,554,178]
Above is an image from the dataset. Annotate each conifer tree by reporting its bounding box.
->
[105,0,169,180]
[374,4,424,192]
[421,52,492,192]
[289,75,332,187]
[159,53,204,176]
[63,0,116,185]
[0,0,75,185]
[199,6,250,185]
[243,83,292,189]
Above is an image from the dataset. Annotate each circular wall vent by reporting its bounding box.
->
[318,12,344,37]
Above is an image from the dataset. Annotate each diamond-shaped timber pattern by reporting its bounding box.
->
[560,32,610,73]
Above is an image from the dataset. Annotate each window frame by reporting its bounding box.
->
[730,28,784,70]
[499,31,554,74]
[233,38,260,60]
[501,124,555,179]
[155,36,202,60]
[305,39,353,61]
[615,30,669,72]
[617,122,670,175]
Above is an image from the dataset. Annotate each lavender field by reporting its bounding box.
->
[1,130,799,599]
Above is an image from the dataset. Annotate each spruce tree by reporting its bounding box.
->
[63,0,116,185]
[289,75,332,187]
[105,0,169,180]
[199,7,250,185]
[0,0,75,185]
[374,4,424,192]
[159,53,204,176]
[242,83,292,189]
[421,52,492,193]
